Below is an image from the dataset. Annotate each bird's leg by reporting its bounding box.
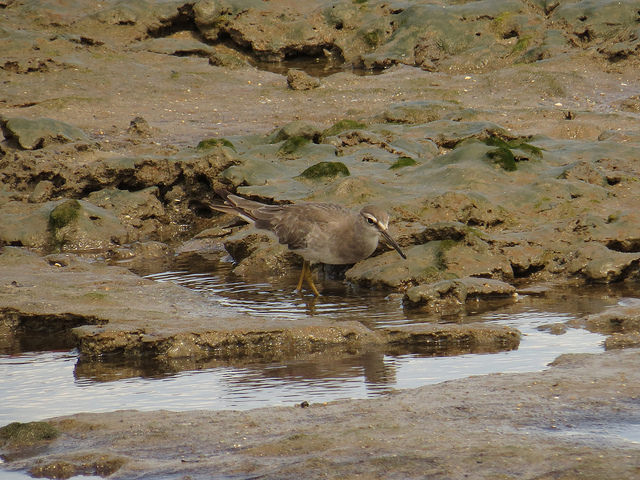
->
[304,262,321,297]
[295,260,308,293]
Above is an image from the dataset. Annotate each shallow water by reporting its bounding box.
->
[2,256,634,426]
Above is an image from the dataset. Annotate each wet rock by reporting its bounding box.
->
[0,421,58,448]
[0,199,127,251]
[4,349,640,480]
[584,305,640,335]
[197,137,236,151]
[208,47,249,68]
[441,239,514,280]
[425,191,510,227]
[380,100,463,124]
[558,160,607,186]
[388,156,417,170]
[223,232,276,264]
[411,120,512,149]
[604,333,640,350]
[126,116,153,138]
[48,199,129,252]
[232,242,298,278]
[88,0,187,34]
[321,119,368,139]
[346,242,444,289]
[567,243,640,282]
[27,180,55,203]
[403,277,517,314]
[221,228,298,278]
[536,323,568,335]
[270,121,323,143]
[110,241,172,272]
[287,69,320,90]
[576,211,640,253]
[383,322,521,353]
[0,248,383,360]
[0,116,89,150]
[553,0,640,48]
[298,161,350,180]
[419,221,482,242]
[501,244,546,279]
[29,455,125,479]
[614,95,640,113]
[85,187,166,241]
[134,36,214,57]
[597,129,640,144]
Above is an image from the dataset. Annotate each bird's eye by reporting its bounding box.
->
[366,217,375,225]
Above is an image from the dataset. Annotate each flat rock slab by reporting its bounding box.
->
[0,248,520,361]
[0,116,89,149]
[0,248,378,360]
[2,349,639,479]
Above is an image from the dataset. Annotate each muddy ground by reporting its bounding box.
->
[2,0,640,478]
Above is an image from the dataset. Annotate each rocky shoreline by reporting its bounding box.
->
[2,0,640,478]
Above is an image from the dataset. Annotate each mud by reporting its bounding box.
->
[2,0,640,478]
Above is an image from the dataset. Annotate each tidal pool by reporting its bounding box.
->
[2,257,628,425]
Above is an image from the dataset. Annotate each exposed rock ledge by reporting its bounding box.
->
[0,247,520,361]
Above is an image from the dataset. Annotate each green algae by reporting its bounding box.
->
[481,135,543,171]
[389,156,418,170]
[512,35,531,54]
[298,161,350,180]
[197,137,236,151]
[49,199,81,232]
[48,199,81,252]
[487,147,517,171]
[0,421,58,447]
[322,119,367,138]
[278,136,311,156]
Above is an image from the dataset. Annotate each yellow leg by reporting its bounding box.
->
[295,260,320,296]
[304,262,321,297]
[295,260,308,292]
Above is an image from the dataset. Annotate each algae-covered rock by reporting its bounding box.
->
[287,69,320,90]
[0,200,126,251]
[389,156,417,170]
[0,421,58,447]
[298,161,350,180]
[48,199,129,252]
[409,120,512,148]
[277,136,311,156]
[197,137,236,151]
[0,116,88,150]
[604,332,640,350]
[321,119,368,139]
[29,456,125,479]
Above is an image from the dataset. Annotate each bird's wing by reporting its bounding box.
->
[258,203,350,251]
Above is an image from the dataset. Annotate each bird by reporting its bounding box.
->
[209,189,406,295]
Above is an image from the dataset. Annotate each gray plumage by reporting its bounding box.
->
[210,190,406,265]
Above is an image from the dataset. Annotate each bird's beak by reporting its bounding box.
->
[380,229,407,259]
